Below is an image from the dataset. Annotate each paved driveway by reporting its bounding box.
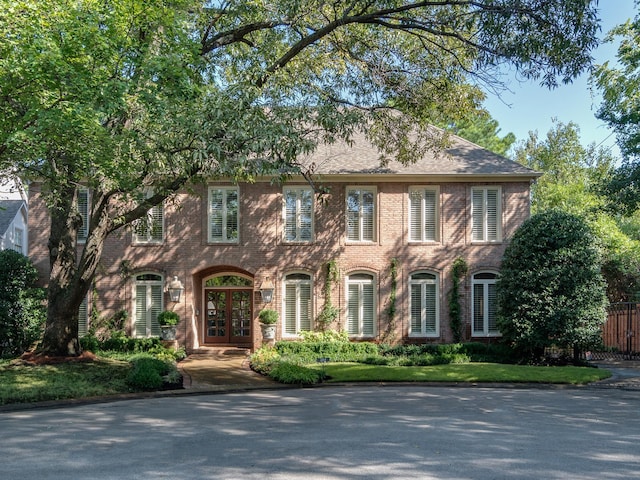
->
[1,386,639,479]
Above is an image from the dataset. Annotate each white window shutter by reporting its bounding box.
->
[486,189,498,241]
[472,189,484,241]
[209,189,223,241]
[361,191,374,241]
[409,190,422,241]
[472,283,484,334]
[346,191,360,241]
[424,283,437,334]
[299,190,313,241]
[424,190,437,241]
[226,189,239,241]
[284,283,297,335]
[78,297,88,337]
[362,282,374,335]
[487,283,498,333]
[284,191,297,241]
[135,285,147,337]
[78,188,89,241]
[150,284,163,336]
[299,283,312,331]
[150,204,163,242]
[410,283,422,333]
[346,283,360,334]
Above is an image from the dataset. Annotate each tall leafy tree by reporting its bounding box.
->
[0,0,600,355]
[594,4,640,213]
[441,110,516,156]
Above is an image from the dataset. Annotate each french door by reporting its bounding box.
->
[204,288,253,344]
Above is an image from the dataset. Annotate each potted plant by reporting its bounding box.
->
[258,308,278,341]
[157,310,180,340]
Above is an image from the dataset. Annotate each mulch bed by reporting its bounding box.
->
[11,351,98,366]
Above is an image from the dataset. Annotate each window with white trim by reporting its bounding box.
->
[409,187,439,242]
[13,227,24,254]
[346,273,376,337]
[283,273,312,336]
[77,187,90,242]
[208,186,239,243]
[283,187,313,242]
[133,191,164,244]
[346,187,376,242]
[409,271,439,337]
[133,273,163,337]
[471,187,501,242]
[472,272,500,337]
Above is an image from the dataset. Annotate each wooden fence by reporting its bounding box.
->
[599,303,640,359]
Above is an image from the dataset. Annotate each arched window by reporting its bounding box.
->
[283,273,312,336]
[409,271,439,337]
[472,272,500,337]
[346,273,376,337]
[133,273,164,337]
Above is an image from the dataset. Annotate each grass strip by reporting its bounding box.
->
[0,358,133,405]
[315,362,611,385]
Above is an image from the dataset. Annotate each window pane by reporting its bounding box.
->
[299,283,311,331]
[346,191,360,241]
[284,283,297,335]
[226,190,238,241]
[362,283,374,335]
[347,283,360,335]
[487,283,498,333]
[424,190,437,241]
[424,283,437,334]
[284,191,297,241]
[410,283,422,333]
[209,190,223,240]
[150,284,162,336]
[135,285,147,337]
[299,189,313,241]
[486,189,498,241]
[78,188,89,240]
[361,191,374,241]
[473,283,484,334]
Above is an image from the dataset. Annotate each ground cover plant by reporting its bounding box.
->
[249,335,610,386]
[0,336,185,405]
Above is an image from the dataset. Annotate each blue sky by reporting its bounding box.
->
[483,0,637,157]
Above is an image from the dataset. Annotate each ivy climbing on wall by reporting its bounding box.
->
[448,257,468,343]
[317,259,339,330]
[381,258,399,343]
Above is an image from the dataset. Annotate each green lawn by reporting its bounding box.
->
[314,362,612,385]
[0,357,134,405]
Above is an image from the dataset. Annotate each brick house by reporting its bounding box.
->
[28,132,539,352]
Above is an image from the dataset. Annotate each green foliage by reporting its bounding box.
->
[126,354,180,390]
[496,210,608,361]
[317,260,339,329]
[0,0,601,355]
[0,250,46,357]
[594,14,640,211]
[258,308,278,325]
[298,330,349,343]
[157,310,180,326]
[267,361,324,385]
[440,110,516,156]
[249,346,281,375]
[274,340,379,363]
[79,332,186,362]
[381,258,399,343]
[447,257,468,343]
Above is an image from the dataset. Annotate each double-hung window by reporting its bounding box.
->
[472,272,500,337]
[346,273,376,337]
[283,187,313,242]
[208,186,239,243]
[133,273,163,338]
[346,187,376,242]
[283,273,312,336]
[471,187,501,242]
[409,272,439,337]
[409,187,439,242]
[13,227,24,254]
[133,191,164,244]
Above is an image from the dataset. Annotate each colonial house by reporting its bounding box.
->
[28,132,539,352]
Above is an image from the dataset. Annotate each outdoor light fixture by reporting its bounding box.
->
[167,276,184,303]
[260,276,275,303]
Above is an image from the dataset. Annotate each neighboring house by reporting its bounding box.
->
[0,200,28,255]
[28,132,540,351]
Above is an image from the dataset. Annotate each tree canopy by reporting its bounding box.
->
[0,0,601,355]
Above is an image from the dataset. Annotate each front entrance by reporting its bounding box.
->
[204,288,253,344]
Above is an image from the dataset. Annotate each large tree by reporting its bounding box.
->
[0,0,600,355]
[593,4,640,213]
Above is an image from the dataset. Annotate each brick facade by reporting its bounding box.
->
[29,175,534,352]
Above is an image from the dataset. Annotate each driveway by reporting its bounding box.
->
[1,385,639,479]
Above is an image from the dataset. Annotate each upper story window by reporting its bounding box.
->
[346,187,376,242]
[346,272,376,337]
[283,273,312,336]
[409,187,439,242]
[13,227,24,254]
[208,186,239,243]
[409,271,439,337]
[133,190,164,244]
[472,272,500,337]
[471,187,502,242]
[77,187,89,243]
[283,187,313,242]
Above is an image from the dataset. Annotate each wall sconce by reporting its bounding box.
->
[166,276,184,303]
[260,276,274,303]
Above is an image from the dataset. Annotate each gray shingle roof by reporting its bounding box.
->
[0,200,25,235]
[302,130,539,179]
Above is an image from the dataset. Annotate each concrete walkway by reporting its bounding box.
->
[178,348,285,392]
